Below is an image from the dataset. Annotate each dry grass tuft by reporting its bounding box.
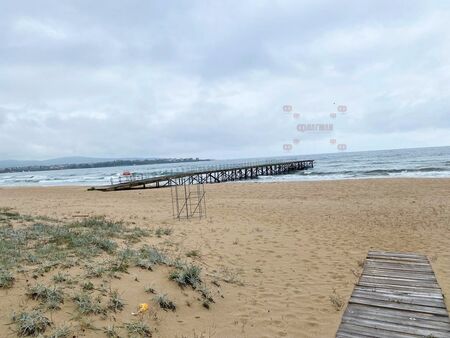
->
[329,289,344,311]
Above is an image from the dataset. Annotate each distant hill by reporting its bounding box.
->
[0,156,149,169]
[0,157,208,173]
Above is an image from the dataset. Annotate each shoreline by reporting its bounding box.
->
[0,175,449,189]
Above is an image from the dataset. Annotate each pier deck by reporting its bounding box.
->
[336,250,450,337]
[89,159,314,191]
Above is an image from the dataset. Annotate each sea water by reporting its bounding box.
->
[0,146,449,187]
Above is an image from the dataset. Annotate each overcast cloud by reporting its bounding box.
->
[0,0,449,160]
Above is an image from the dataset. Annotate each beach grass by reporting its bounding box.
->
[107,289,125,312]
[0,269,14,288]
[0,207,216,337]
[125,320,152,337]
[26,284,65,310]
[154,293,176,311]
[103,324,120,338]
[169,264,202,288]
[49,325,72,338]
[73,292,106,316]
[13,310,51,336]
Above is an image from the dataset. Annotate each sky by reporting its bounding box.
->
[0,0,449,160]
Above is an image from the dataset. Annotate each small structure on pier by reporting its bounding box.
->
[89,159,314,191]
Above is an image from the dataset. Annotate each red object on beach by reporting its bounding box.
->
[123,171,131,176]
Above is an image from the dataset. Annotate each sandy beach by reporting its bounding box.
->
[0,178,449,338]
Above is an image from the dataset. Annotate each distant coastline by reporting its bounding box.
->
[0,158,210,174]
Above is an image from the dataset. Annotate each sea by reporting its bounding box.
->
[0,146,449,187]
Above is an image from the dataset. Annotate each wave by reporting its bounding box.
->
[299,166,448,177]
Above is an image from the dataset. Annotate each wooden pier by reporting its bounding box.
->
[89,159,314,191]
[336,250,450,337]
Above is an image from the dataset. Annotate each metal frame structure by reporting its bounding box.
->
[171,181,206,220]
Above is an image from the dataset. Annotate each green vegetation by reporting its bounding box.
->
[52,272,72,284]
[82,281,94,291]
[107,290,125,312]
[85,265,106,278]
[49,325,72,338]
[154,293,176,311]
[144,285,156,294]
[0,215,149,271]
[73,292,106,316]
[155,226,173,237]
[0,269,14,288]
[137,245,170,268]
[169,264,202,288]
[125,320,152,337]
[186,249,200,258]
[0,208,217,337]
[198,285,214,309]
[103,324,120,338]
[26,284,64,310]
[13,310,51,336]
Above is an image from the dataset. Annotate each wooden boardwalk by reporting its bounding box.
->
[336,250,450,338]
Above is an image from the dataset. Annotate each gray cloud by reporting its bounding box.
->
[0,0,449,160]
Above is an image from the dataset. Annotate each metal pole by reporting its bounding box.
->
[184,182,189,219]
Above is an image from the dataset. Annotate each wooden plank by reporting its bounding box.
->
[368,250,426,258]
[363,268,437,281]
[336,332,373,338]
[364,269,435,278]
[368,251,428,260]
[364,265,435,274]
[366,256,429,265]
[364,264,433,273]
[361,273,437,284]
[345,305,450,329]
[344,304,450,329]
[358,281,443,294]
[351,290,446,308]
[352,288,445,305]
[364,261,433,273]
[349,296,449,316]
[353,286,444,300]
[365,258,431,267]
[359,275,440,288]
[338,322,425,338]
[366,255,429,263]
[336,250,450,336]
[342,315,450,337]
[367,255,428,264]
